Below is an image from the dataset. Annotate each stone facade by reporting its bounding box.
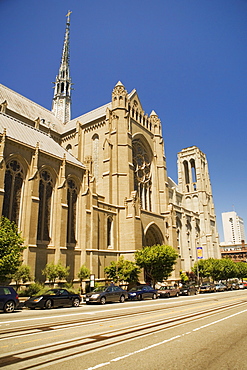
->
[0,17,220,284]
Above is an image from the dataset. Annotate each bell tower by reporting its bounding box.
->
[52,11,72,123]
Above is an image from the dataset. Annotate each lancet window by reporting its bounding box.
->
[37,170,53,242]
[67,179,78,244]
[92,134,99,184]
[132,140,152,211]
[107,216,113,249]
[2,159,24,226]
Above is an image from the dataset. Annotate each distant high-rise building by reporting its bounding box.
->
[222,211,246,245]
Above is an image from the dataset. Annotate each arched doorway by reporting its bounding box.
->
[144,223,164,247]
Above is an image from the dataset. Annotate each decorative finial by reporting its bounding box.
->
[66,10,72,23]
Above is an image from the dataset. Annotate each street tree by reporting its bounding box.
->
[78,265,91,293]
[13,264,32,291]
[135,244,178,288]
[0,216,25,283]
[235,261,247,281]
[104,256,140,284]
[192,258,214,281]
[42,261,69,285]
[211,258,237,281]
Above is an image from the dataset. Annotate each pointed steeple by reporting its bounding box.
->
[52,11,72,124]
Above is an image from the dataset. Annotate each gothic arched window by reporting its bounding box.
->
[67,179,78,244]
[92,134,99,184]
[107,216,113,248]
[132,140,152,211]
[2,159,24,225]
[37,170,53,242]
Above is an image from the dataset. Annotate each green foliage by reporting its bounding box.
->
[56,261,70,280]
[42,261,69,284]
[180,270,189,283]
[210,258,237,281]
[192,258,214,280]
[235,261,247,281]
[0,216,25,282]
[135,244,178,287]
[192,258,244,282]
[18,282,45,297]
[78,265,90,282]
[104,256,140,284]
[78,265,91,293]
[13,265,32,291]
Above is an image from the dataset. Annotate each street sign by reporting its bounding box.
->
[90,274,95,288]
[197,246,203,259]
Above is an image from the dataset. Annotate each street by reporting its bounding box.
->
[0,290,247,369]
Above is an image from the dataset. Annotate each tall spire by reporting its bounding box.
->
[52,11,72,123]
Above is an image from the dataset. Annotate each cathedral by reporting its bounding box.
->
[0,14,220,283]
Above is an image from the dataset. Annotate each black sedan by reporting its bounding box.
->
[128,285,158,300]
[179,284,198,296]
[25,288,81,309]
[85,285,128,304]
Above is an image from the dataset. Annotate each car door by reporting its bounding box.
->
[113,286,122,301]
[142,286,151,298]
[54,289,70,307]
[105,286,114,302]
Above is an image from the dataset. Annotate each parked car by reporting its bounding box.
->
[238,283,245,289]
[128,285,158,300]
[25,288,81,309]
[215,283,227,292]
[180,284,198,296]
[199,282,216,293]
[0,286,19,313]
[85,285,128,305]
[157,286,180,298]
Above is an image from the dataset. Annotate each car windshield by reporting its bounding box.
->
[129,286,144,292]
[44,290,59,295]
[91,286,108,292]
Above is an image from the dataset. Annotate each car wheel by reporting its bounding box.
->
[72,298,80,307]
[152,293,157,299]
[166,293,170,298]
[119,295,125,303]
[100,296,106,305]
[45,299,52,309]
[3,300,15,313]
[137,294,142,301]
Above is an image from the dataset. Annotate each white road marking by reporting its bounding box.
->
[0,298,198,325]
[84,308,247,370]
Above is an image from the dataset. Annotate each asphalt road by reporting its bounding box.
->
[0,290,247,370]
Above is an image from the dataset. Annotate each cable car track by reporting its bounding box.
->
[0,298,246,369]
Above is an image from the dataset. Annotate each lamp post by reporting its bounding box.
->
[195,232,204,285]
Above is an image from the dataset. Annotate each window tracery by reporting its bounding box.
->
[3,159,24,225]
[67,178,77,244]
[132,140,152,211]
[37,170,53,242]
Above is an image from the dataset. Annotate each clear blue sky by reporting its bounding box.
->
[1,0,247,242]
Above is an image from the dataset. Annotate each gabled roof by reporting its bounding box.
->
[0,112,84,168]
[63,102,112,134]
[0,84,64,134]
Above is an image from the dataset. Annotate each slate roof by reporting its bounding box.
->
[0,112,84,168]
[0,84,64,134]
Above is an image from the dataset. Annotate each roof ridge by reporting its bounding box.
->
[0,111,53,138]
[0,83,61,120]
